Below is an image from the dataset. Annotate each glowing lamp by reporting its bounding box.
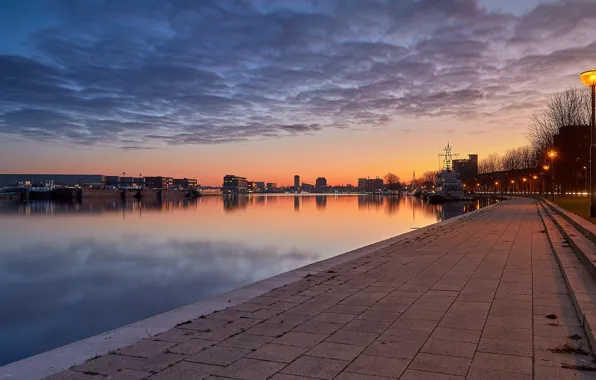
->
[532,176,537,180]
[548,150,557,159]
[543,165,550,170]
[581,69,596,87]
[523,178,527,182]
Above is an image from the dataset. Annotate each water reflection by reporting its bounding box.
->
[0,194,496,365]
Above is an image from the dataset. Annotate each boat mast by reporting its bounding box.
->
[438,142,459,172]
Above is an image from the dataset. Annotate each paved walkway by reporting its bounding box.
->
[48,198,595,379]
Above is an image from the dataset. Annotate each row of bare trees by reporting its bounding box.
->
[478,88,591,175]
[526,88,591,157]
[478,146,541,173]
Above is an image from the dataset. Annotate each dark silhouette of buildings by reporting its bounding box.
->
[453,154,478,183]
[553,125,590,194]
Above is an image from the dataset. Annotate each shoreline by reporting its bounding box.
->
[0,200,502,380]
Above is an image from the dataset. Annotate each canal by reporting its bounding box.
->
[0,194,497,365]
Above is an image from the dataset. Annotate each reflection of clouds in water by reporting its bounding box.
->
[0,239,318,365]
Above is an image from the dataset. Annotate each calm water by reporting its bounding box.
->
[0,194,496,365]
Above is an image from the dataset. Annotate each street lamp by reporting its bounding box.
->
[532,175,537,194]
[494,181,499,194]
[548,150,557,201]
[581,69,596,215]
[522,177,527,194]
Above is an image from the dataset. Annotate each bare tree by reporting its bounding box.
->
[500,146,539,171]
[384,173,401,190]
[478,153,502,173]
[526,88,590,155]
[421,171,438,184]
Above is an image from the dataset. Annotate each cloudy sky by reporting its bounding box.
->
[1,0,595,185]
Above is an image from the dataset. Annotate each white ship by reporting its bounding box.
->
[427,143,465,203]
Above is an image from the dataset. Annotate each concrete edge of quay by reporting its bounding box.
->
[538,197,596,353]
[0,200,503,380]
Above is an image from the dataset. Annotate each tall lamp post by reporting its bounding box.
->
[543,165,550,196]
[584,166,588,197]
[581,69,596,216]
[548,150,557,202]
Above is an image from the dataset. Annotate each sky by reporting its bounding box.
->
[1,0,595,186]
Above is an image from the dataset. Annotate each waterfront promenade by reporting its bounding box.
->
[25,198,596,378]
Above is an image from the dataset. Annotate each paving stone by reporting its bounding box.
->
[215,358,286,380]
[438,316,485,330]
[178,318,228,331]
[106,369,151,380]
[334,373,394,380]
[378,328,430,344]
[270,375,321,380]
[325,305,368,315]
[71,354,147,376]
[390,318,438,332]
[218,333,273,350]
[118,352,186,374]
[357,310,402,322]
[420,338,476,358]
[430,327,480,343]
[481,325,533,342]
[326,329,380,346]
[153,328,201,343]
[477,337,532,357]
[169,339,216,355]
[246,309,282,320]
[343,318,392,333]
[208,310,250,321]
[186,346,250,366]
[294,319,343,335]
[399,369,464,380]
[45,371,106,380]
[267,313,311,328]
[117,339,176,358]
[246,322,293,337]
[312,312,356,324]
[280,356,349,379]
[272,331,328,348]
[307,342,365,361]
[363,340,421,359]
[147,361,221,380]
[247,343,307,363]
[400,309,445,321]
[470,352,532,374]
[409,353,471,376]
[344,354,409,378]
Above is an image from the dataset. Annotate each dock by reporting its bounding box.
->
[5,197,596,379]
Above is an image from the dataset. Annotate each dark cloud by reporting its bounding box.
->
[0,0,595,147]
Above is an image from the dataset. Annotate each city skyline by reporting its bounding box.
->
[1,0,595,186]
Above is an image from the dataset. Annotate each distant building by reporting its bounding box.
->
[357,177,383,192]
[452,154,478,183]
[246,181,258,192]
[105,176,120,188]
[266,182,277,191]
[358,178,367,190]
[315,177,327,189]
[294,175,300,191]
[120,176,135,188]
[0,174,105,188]
[223,175,248,193]
[302,183,314,192]
[255,181,266,191]
[554,125,590,194]
[173,178,198,190]
[145,176,174,189]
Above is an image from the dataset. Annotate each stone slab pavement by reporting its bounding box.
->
[45,197,596,379]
